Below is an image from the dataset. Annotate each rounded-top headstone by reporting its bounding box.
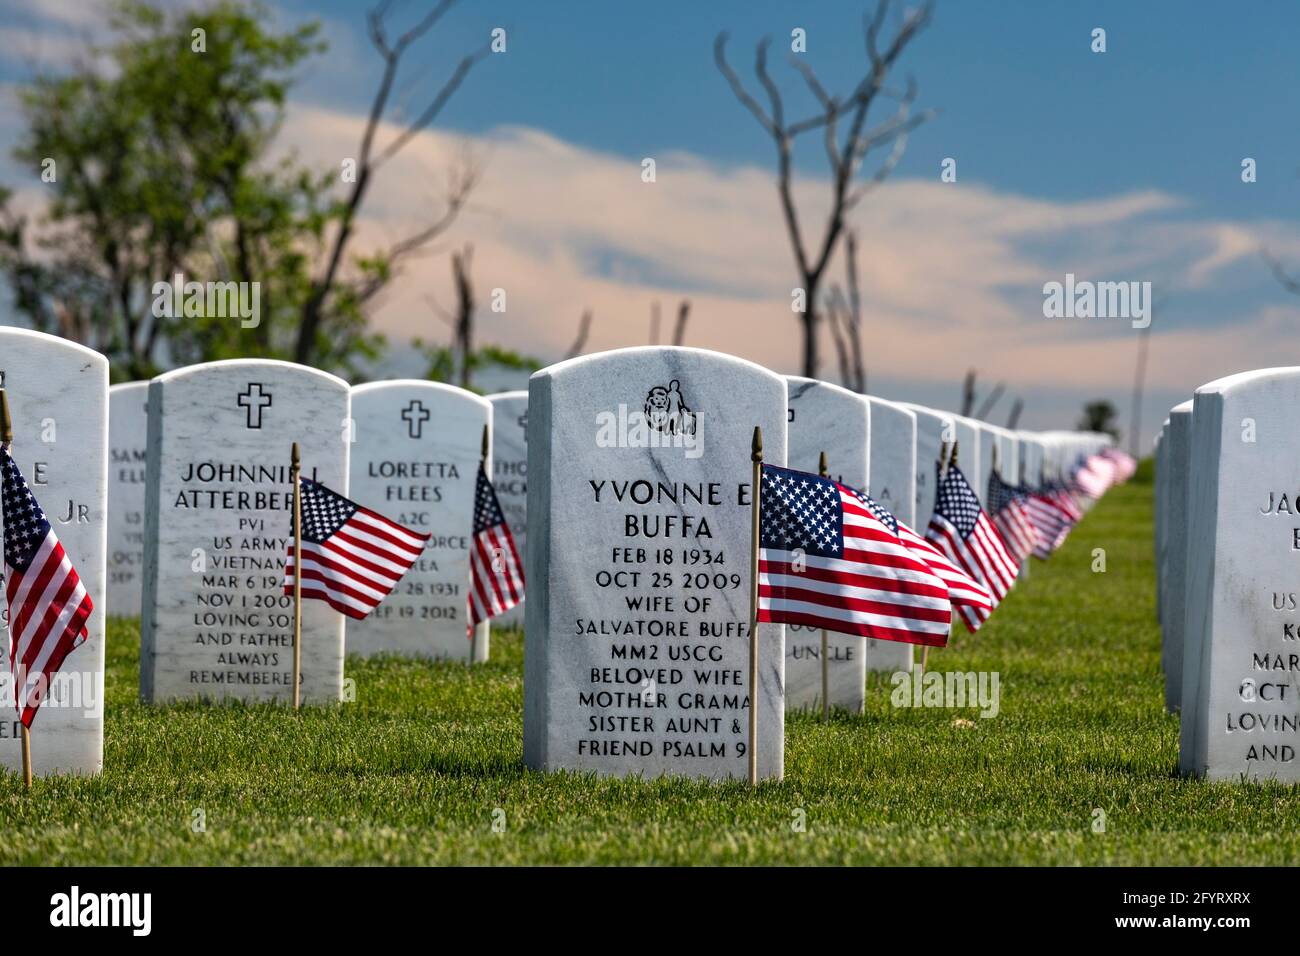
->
[864,397,917,529]
[0,328,108,776]
[1179,369,1300,781]
[348,380,492,660]
[524,347,787,780]
[108,382,149,618]
[1161,400,1193,715]
[784,376,870,712]
[900,403,954,527]
[488,390,529,629]
[140,359,350,704]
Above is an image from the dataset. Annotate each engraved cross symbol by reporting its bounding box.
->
[237,383,272,429]
[517,411,528,442]
[402,400,430,439]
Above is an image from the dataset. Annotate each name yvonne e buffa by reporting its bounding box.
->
[576,475,750,760]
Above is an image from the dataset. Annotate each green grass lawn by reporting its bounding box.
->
[2,461,1298,865]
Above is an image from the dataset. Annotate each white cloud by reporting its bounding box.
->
[278,102,1300,402]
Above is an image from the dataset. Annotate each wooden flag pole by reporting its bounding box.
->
[290,441,302,711]
[747,426,763,787]
[0,389,30,789]
[818,450,830,724]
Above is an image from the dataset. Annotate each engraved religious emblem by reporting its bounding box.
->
[517,411,528,442]
[402,399,431,439]
[237,383,272,429]
[643,379,696,436]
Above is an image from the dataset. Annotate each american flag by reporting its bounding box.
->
[892,515,994,618]
[283,478,429,619]
[1,446,93,728]
[468,462,524,627]
[986,470,1038,566]
[1101,448,1137,482]
[926,464,1018,632]
[1072,456,1112,499]
[1023,488,1074,559]
[756,463,955,647]
[1052,483,1084,523]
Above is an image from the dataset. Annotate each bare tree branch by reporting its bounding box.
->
[1006,398,1024,430]
[566,309,593,359]
[961,369,977,417]
[975,382,1006,420]
[825,291,852,388]
[295,0,483,364]
[672,300,690,346]
[713,1,933,377]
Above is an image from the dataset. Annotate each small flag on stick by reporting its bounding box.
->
[468,459,525,628]
[283,477,430,619]
[1,389,93,788]
[925,456,1018,633]
[987,470,1038,566]
[756,462,956,648]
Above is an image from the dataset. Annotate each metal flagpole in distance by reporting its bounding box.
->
[0,389,31,789]
[818,450,829,724]
[291,441,303,711]
[747,426,763,787]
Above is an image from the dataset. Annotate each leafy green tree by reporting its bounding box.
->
[1078,399,1121,441]
[0,0,484,381]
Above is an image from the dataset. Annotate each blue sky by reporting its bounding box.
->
[3,0,1300,443]
[275,0,1300,219]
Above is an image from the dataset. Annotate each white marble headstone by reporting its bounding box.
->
[975,421,998,508]
[1154,423,1169,629]
[864,397,916,529]
[140,360,350,704]
[1161,401,1192,714]
[348,381,490,661]
[863,396,917,674]
[0,329,107,776]
[1017,432,1044,492]
[488,391,529,629]
[524,347,786,780]
[951,415,982,500]
[1181,369,1300,780]
[784,377,868,714]
[901,404,954,527]
[108,382,149,618]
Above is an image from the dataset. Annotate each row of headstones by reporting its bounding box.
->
[0,330,1107,779]
[519,349,1111,781]
[1154,368,1300,783]
[1,329,528,775]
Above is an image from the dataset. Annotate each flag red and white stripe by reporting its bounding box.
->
[468,462,524,627]
[986,471,1038,566]
[1072,456,1113,499]
[1024,491,1074,559]
[284,478,430,619]
[2,445,93,727]
[894,520,994,617]
[925,464,1018,632]
[1101,448,1137,482]
[757,464,957,647]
